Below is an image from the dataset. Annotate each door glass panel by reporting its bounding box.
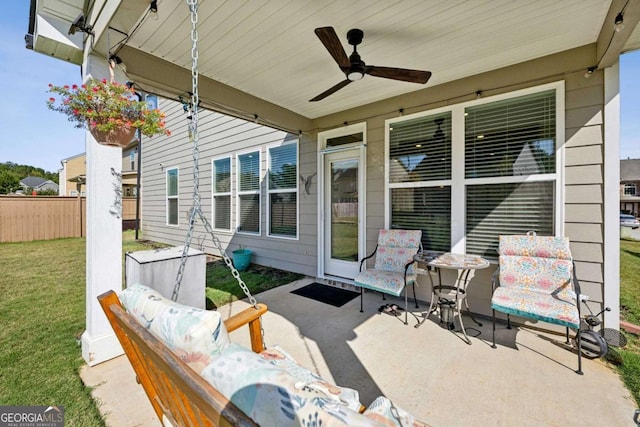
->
[331,159,358,261]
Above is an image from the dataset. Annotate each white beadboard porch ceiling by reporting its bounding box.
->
[123,0,612,119]
[43,0,636,121]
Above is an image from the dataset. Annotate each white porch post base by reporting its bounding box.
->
[81,330,123,366]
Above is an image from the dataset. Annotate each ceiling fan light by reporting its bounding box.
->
[347,70,364,81]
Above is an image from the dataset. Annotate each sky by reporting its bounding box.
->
[0,2,639,173]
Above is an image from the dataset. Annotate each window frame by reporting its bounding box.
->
[211,156,233,232]
[267,140,299,240]
[236,149,262,235]
[384,81,565,256]
[624,183,636,196]
[166,166,179,227]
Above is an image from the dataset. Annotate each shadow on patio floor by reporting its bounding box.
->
[81,278,637,427]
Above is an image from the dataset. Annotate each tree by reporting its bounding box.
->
[0,162,58,184]
[0,171,20,194]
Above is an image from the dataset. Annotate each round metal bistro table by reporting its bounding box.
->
[413,252,489,344]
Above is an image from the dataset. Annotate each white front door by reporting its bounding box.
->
[318,125,366,280]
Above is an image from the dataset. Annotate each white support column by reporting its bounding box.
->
[80,54,126,365]
[603,62,620,331]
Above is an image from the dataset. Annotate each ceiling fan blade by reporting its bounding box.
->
[309,79,352,102]
[366,66,432,84]
[314,27,350,69]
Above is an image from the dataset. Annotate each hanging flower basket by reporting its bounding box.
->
[90,126,137,148]
[46,79,171,148]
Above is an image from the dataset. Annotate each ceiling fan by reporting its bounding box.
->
[309,27,432,102]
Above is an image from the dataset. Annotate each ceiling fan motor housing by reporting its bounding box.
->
[347,28,364,46]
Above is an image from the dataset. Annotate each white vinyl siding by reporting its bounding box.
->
[212,157,232,231]
[166,167,179,226]
[386,82,563,258]
[237,151,261,235]
[268,142,298,238]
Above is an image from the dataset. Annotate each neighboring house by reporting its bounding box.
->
[19,176,59,194]
[59,142,139,197]
[620,158,640,216]
[27,0,640,355]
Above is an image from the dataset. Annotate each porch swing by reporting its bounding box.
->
[98,2,430,425]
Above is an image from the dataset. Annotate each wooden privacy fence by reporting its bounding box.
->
[0,196,137,243]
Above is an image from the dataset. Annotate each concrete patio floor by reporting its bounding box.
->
[81,277,638,426]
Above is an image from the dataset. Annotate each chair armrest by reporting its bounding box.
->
[491,266,500,291]
[224,303,268,353]
[572,262,582,318]
[359,245,378,272]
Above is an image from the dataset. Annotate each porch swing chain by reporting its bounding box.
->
[172,0,258,312]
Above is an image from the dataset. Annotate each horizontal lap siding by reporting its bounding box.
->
[565,72,605,306]
[141,100,317,276]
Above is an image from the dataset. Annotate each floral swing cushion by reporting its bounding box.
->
[119,284,231,371]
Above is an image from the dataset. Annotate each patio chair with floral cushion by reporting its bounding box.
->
[491,231,583,374]
[354,229,422,325]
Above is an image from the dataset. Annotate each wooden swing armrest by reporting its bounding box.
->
[223,303,268,353]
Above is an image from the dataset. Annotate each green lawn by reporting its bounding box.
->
[617,239,640,406]
[205,258,303,308]
[0,231,300,425]
[0,233,151,426]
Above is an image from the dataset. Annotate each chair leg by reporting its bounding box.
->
[565,327,570,344]
[575,328,583,375]
[381,292,387,301]
[360,288,364,313]
[412,282,419,308]
[404,290,409,325]
[492,309,497,349]
[506,314,512,329]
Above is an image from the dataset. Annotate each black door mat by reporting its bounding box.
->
[290,283,359,307]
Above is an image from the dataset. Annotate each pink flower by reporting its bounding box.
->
[101,78,107,84]
[48,97,55,103]
[72,84,78,89]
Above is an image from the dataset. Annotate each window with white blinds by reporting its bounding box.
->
[388,112,452,250]
[465,90,556,178]
[268,142,298,238]
[466,182,554,256]
[212,157,231,231]
[166,167,178,226]
[391,186,451,252]
[465,90,556,257]
[386,83,561,257]
[389,112,451,183]
[237,151,260,234]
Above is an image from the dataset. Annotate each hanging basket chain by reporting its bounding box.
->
[172,0,258,310]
